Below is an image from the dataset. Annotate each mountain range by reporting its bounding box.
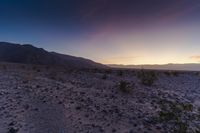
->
[109,64,200,71]
[0,42,106,69]
[1,42,200,71]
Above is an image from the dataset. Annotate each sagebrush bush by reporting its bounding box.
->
[157,100,194,133]
[1,64,7,70]
[164,71,171,76]
[117,70,123,77]
[137,70,157,86]
[102,74,107,80]
[182,103,193,112]
[164,71,179,77]
[172,71,179,77]
[105,69,112,74]
[118,81,132,93]
[8,127,18,133]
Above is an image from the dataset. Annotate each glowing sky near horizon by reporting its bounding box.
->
[1,0,200,65]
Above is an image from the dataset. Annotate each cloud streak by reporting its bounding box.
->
[190,56,200,62]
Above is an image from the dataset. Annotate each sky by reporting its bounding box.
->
[1,0,200,65]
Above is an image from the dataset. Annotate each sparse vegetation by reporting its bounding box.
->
[197,107,200,120]
[117,70,123,77]
[195,72,200,76]
[118,81,132,93]
[164,71,171,76]
[32,66,37,70]
[102,74,107,80]
[47,71,57,80]
[20,65,25,69]
[156,99,197,133]
[46,71,66,83]
[173,121,188,133]
[0,63,199,133]
[172,71,179,77]
[105,69,112,74]
[182,103,193,112]
[1,64,7,70]
[32,65,41,72]
[45,66,50,70]
[159,111,175,121]
[137,70,157,86]
[164,71,180,77]
[8,127,18,133]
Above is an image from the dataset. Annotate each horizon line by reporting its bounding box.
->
[107,63,200,66]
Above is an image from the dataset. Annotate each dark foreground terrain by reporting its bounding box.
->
[0,63,200,133]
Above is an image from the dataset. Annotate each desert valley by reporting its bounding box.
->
[0,43,200,133]
[1,0,200,133]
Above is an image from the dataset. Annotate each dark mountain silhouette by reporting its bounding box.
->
[0,42,107,68]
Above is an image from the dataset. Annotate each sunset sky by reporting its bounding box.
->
[0,0,200,65]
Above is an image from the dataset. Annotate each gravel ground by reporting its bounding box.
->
[0,63,200,133]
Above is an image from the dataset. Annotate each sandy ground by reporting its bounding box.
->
[0,63,200,133]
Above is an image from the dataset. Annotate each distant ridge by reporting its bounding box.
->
[0,42,107,69]
[109,64,200,71]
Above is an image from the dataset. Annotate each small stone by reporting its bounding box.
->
[112,128,116,132]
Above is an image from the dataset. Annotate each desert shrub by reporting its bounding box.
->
[23,73,34,82]
[164,71,171,76]
[105,69,112,74]
[159,111,176,121]
[172,71,179,77]
[48,71,57,80]
[198,107,200,119]
[102,74,107,80]
[137,70,157,86]
[164,71,180,77]
[118,81,132,93]
[2,64,7,70]
[173,121,188,133]
[8,127,18,133]
[194,72,200,76]
[182,103,193,112]
[32,65,41,72]
[45,66,50,70]
[21,65,26,69]
[92,68,99,72]
[47,71,65,82]
[156,99,196,133]
[32,66,37,70]
[117,70,123,77]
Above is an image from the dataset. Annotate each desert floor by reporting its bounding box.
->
[0,63,200,133]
